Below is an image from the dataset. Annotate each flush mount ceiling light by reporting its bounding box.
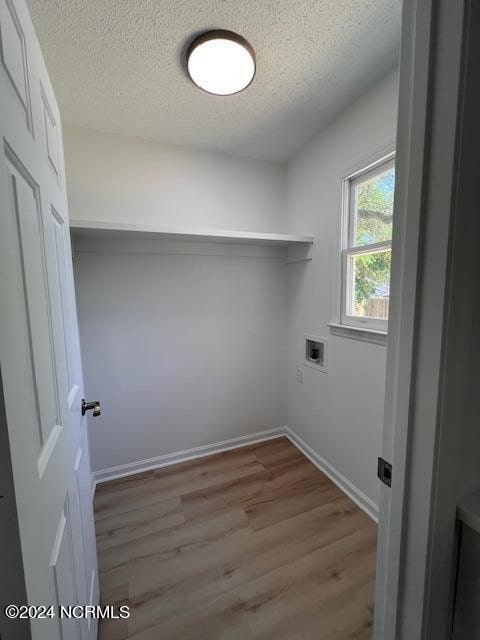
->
[186,30,256,96]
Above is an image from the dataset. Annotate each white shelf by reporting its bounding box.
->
[70,219,314,248]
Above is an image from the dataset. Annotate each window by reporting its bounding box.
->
[341,154,395,333]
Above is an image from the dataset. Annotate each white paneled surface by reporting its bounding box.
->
[49,506,80,640]
[73,236,287,473]
[0,1,98,638]
[0,0,32,128]
[41,87,60,179]
[7,158,61,448]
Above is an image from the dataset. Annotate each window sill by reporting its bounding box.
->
[327,323,387,346]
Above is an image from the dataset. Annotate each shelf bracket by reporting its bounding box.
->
[285,243,313,265]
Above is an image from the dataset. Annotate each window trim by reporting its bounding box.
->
[339,151,395,334]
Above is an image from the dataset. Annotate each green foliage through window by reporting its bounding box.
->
[352,250,391,319]
[354,168,394,245]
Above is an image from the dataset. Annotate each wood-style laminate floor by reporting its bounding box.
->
[94,437,377,640]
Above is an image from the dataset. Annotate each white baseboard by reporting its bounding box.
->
[93,427,287,485]
[285,427,379,522]
[92,425,379,523]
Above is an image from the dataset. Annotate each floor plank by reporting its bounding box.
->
[96,497,185,551]
[95,437,377,639]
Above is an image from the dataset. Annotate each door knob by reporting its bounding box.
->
[81,399,101,417]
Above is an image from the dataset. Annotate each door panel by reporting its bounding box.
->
[6,156,61,448]
[0,0,32,131]
[0,1,99,638]
[71,447,89,607]
[51,208,77,402]
[49,506,81,640]
[77,428,100,637]
[40,86,60,181]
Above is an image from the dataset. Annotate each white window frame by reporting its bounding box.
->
[340,152,395,333]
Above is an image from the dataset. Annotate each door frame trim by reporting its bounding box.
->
[375,1,479,638]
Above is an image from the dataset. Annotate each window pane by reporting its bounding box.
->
[349,249,391,320]
[353,166,395,246]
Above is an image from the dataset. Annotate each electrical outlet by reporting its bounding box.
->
[296,367,303,383]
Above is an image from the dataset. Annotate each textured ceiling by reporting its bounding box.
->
[26,0,401,162]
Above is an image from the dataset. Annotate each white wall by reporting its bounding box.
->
[285,70,399,510]
[73,237,286,473]
[64,127,286,233]
[66,130,288,474]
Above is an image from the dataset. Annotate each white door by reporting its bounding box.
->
[0,0,99,638]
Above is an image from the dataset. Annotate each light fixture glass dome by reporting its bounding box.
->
[187,30,256,96]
